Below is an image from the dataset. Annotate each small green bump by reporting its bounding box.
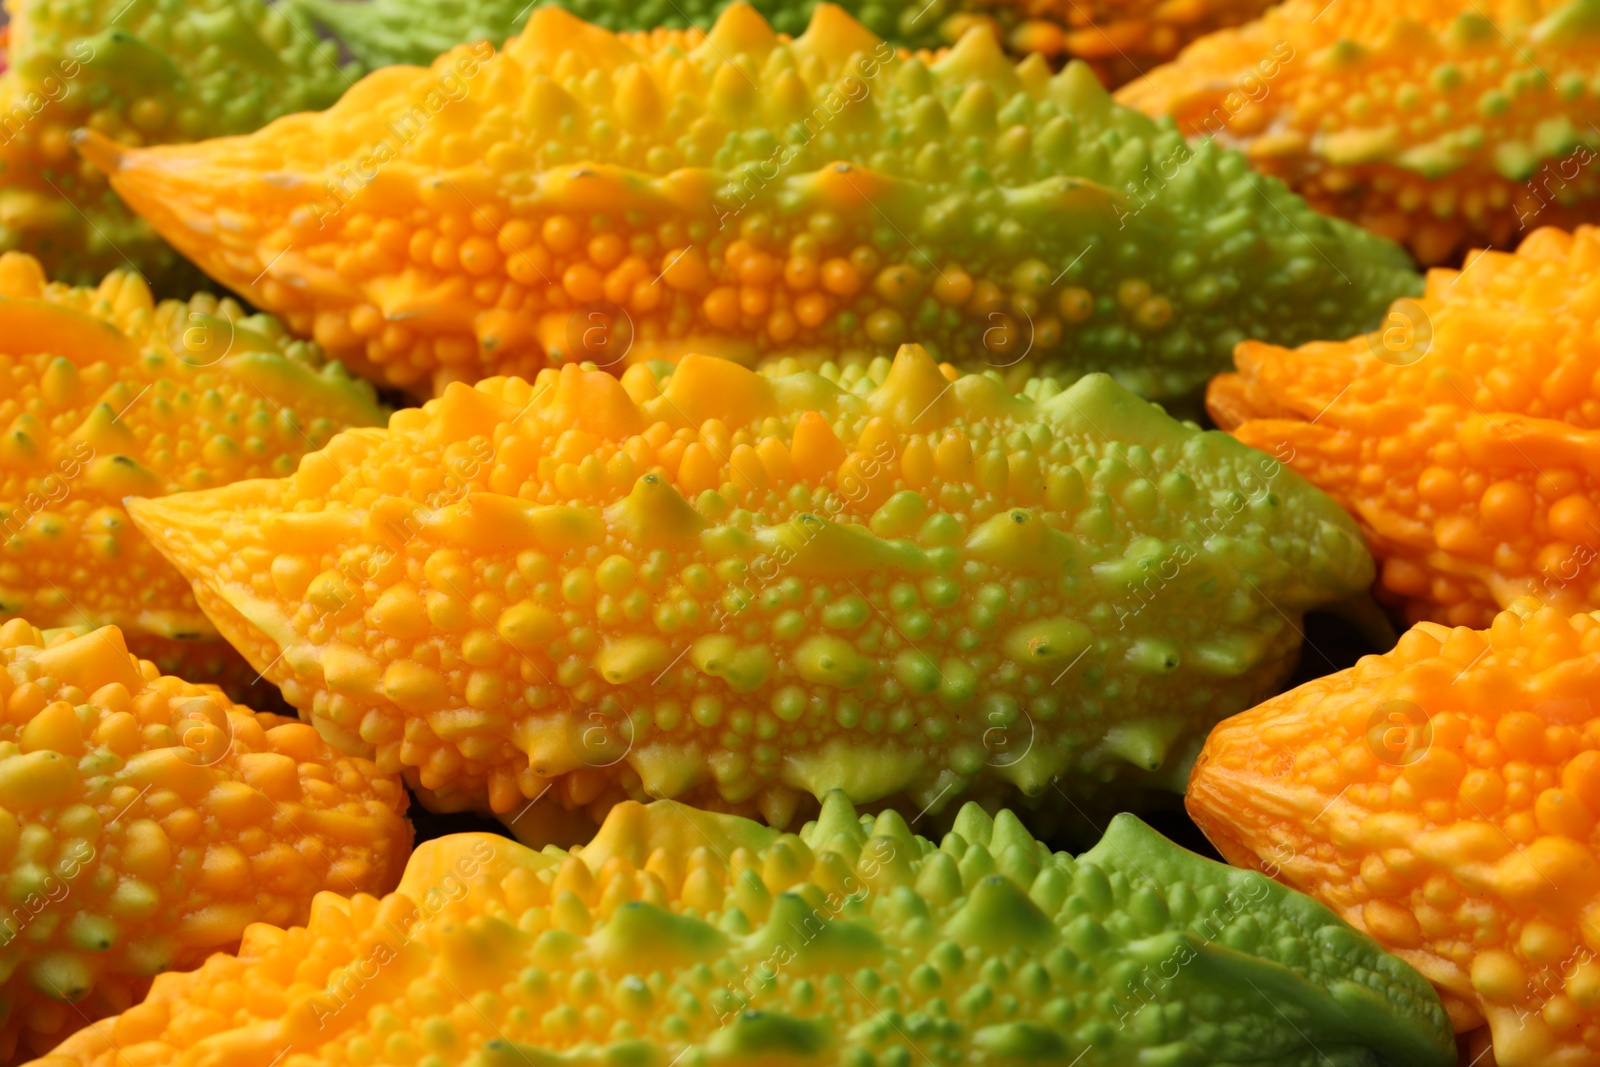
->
[708,1012,832,1058]
[973,1022,1068,1059]
[30,952,94,1000]
[1532,0,1600,42]
[917,513,964,546]
[751,893,884,966]
[958,844,997,888]
[937,659,977,705]
[915,853,964,905]
[893,650,940,695]
[989,810,1037,861]
[1478,89,1512,118]
[591,901,725,966]
[793,636,872,689]
[65,913,118,952]
[1029,867,1071,913]
[1535,115,1583,159]
[822,595,870,630]
[870,491,925,538]
[1126,637,1180,674]
[1493,140,1541,180]
[1428,63,1462,92]
[1073,864,1114,912]
[943,875,1057,949]
[1104,716,1184,772]
[1314,38,1366,67]
[772,686,807,723]
[950,802,995,848]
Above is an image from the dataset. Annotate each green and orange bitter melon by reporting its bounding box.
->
[79,3,1417,399]
[1208,224,1600,631]
[1119,0,1600,266]
[125,345,1373,841]
[1189,598,1600,1067]
[0,0,356,290]
[24,793,1455,1067]
[0,251,385,701]
[0,619,411,1062]
[290,0,1278,87]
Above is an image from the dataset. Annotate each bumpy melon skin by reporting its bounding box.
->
[125,344,1372,839]
[21,793,1454,1067]
[1188,599,1600,1067]
[78,2,1416,401]
[0,0,357,291]
[1207,225,1600,631]
[0,252,385,703]
[1118,0,1600,267]
[0,619,412,1063]
[291,0,1276,87]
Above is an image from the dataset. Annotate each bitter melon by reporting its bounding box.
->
[1189,598,1600,1067]
[78,3,1417,399]
[1118,0,1600,266]
[24,793,1454,1067]
[1209,224,1600,630]
[0,251,385,701]
[125,345,1372,840]
[0,618,411,1063]
[290,0,1278,87]
[0,0,356,290]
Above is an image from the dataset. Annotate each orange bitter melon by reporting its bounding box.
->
[77,3,1417,399]
[1189,598,1600,1067]
[1208,224,1600,631]
[0,251,385,702]
[25,793,1455,1067]
[1118,0,1600,266]
[125,344,1372,841]
[0,618,411,1062]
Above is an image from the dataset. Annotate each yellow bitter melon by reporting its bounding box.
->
[0,618,411,1062]
[126,344,1372,841]
[25,793,1454,1067]
[78,3,1417,399]
[0,252,385,702]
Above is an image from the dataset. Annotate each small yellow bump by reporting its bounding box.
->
[384,661,450,712]
[1471,950,1527,1003]
[595,636,671,685]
